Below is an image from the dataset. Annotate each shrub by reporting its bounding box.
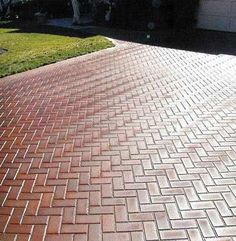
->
[10,0,72,20]
[40,0,71,18]
[113,0,152,29]
[10,0,39,20]
[163,0,200,29]
[93,0,199,30]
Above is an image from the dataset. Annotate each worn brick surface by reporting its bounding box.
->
[0,42,236,241]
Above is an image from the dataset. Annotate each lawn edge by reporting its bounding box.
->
[0,39,126,84]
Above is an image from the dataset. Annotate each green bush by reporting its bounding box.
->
[94,0,156,30]
[41,0,71,18]
[10,0,38,20]
[9,0,72,20]
[93,0,199,30]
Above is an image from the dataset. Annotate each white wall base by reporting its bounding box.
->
[197,0,236,32]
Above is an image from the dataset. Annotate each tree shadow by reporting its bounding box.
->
[1,20,236,56]
[85,26,236,56]
[0,20,95,38]
[156,29,236,56]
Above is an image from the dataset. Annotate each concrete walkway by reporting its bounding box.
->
[0,42,236,241]
[47,18,94,30]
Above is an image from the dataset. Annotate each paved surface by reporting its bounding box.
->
[48,18,94,30]
[0,42,236,241]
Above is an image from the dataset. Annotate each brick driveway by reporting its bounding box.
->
[0,42,236,241]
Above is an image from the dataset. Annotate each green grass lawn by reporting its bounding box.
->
[0,23,113,78]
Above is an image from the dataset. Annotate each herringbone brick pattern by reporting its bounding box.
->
[0,42,236,241]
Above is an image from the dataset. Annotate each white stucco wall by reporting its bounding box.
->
[197,0,236,32]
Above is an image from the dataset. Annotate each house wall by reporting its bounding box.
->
[197,0,236,32]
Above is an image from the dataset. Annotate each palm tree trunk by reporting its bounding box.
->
[71,0,80,24]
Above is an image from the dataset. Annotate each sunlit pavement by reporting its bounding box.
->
[0,42,236,241]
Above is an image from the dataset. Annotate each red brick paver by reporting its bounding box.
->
[0,43,236,241]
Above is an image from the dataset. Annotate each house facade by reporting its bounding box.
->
[198,0,236,32]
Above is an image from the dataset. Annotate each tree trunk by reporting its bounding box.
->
[71,0,80,24]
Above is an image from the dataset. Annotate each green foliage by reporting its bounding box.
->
[0,26,113,77]
[9,0,39,20]
[40,0,72,18]
[93,0,199,30]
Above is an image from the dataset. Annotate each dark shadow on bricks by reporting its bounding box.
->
[83,26,236,56]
